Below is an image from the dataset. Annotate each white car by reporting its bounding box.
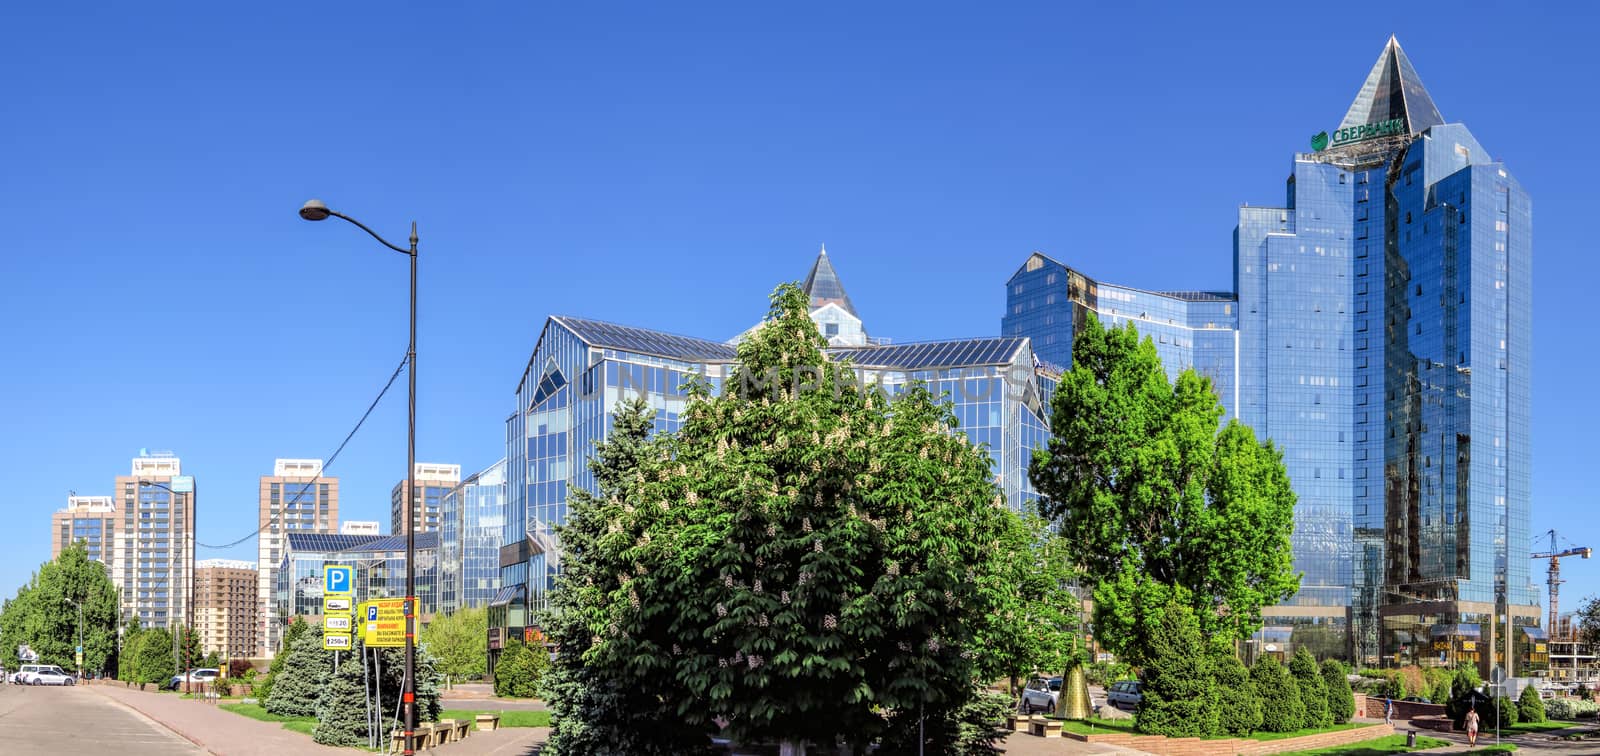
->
[1021,676,1062,714]
[11,664,43,684]
[27,666,75,686]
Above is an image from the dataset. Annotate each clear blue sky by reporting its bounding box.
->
[5,3,1599,613]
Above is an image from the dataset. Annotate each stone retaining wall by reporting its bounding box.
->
[1057,723,1395,756]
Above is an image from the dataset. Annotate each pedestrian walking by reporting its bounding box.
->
[1465,705,1480,746]
[1383,695,1392,725]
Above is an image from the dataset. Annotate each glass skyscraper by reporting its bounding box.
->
[440,458,505,614]
[1005,37,1536,673]
[491,249,1058,669]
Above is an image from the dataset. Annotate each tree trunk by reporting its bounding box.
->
[779,740,806,756]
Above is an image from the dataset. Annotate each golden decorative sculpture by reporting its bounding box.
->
[1060,661,1092,720]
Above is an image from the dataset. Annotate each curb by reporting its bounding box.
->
[87,686,219,755]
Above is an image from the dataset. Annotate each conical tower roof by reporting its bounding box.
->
[1339,36,1444,134]
[802,244,858,318]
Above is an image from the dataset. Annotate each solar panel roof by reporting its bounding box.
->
[553,316,739,363]
[828,337,1027,370]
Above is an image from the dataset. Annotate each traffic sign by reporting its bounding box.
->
[1491,666,1506,686]
[362,598,406,647]
[323,596,352,615]
[323,632,352,650]
[326,615,352,631]
[324,565,354,596]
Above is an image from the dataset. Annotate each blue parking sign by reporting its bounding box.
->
[325,565,354,595]
[368,605,379,622]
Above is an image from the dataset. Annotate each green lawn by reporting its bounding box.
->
[1247,723,1372,742]
[1272,733,1452,755]
[1052,717,1140,735]
[218,703,315,725]
[1498,720,1583,734]
[440,709,551,728]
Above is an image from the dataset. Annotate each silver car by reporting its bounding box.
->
[28,666,75,686]
[1020,676,1062,714]
[1106,679,1143,710]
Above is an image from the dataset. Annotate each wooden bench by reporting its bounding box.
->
[1028,717,1062,737]
[1005,714,1024,731]
[475,713,502,732]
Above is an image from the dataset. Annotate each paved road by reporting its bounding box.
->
[0,682,203,754]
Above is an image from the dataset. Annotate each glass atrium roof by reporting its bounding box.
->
[829,337,1027,370]
[802,246,859,318]
[553,316,739,362]
[286,531,440,554]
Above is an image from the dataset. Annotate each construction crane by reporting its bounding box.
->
[1532,529,1592,636]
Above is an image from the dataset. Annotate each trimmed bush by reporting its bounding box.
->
[1251,656,1305,733]
[1321,659,1355,724]
[1490,695,1518,728]
[1135,603,1217,737]
[1213,649,1262,736]
[1517,684,1545,723]
[494,638,548,699]
[1289,649,1331,728]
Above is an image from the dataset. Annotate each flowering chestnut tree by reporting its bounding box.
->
[543,283,1025,755]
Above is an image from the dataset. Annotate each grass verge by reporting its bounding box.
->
[1498,720,1583,733]
[440,709,551,728]
[1273,733,1453,754]
[1247,723,1372,741]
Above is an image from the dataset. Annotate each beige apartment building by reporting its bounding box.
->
[390,463,459,535]
[112,452,195,630]
[51,495,117,565]
[196,559,258,659]
[257,459,338,656]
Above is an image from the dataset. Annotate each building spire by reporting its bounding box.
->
[1339,36,1444,135]
[802,245,857,318]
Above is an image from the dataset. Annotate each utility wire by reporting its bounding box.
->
[196,351,409,550]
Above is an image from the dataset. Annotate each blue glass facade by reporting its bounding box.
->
[493,253,1059,665]
[1003,39,1536,670]
[440,459,506,614]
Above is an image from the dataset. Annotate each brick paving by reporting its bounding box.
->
[87,683,548,756]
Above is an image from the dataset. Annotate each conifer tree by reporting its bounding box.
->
[1136,601,1216,737]
[1290,648,1331,728]
[134,628,174,689]
[265,625,329,717]
[1212,647,1261,736]
[1251,656,1305,733]
[1517,683,1545,724]
[1322,659,1355,724]
[313,657,368,747]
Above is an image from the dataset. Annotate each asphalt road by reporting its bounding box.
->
[0,682,204,754]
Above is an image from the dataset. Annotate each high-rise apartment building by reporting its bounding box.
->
[440,459,505,614]
[195,559,258,659]
[1003,38,1536,673]
[111,452,195,630]
[51,495,117,565]
[390,463,460,535]
[257,458,338,657]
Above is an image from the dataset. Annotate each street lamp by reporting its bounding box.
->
[299,199,420,755]
[138,479,195,688]
[64,598,83,679]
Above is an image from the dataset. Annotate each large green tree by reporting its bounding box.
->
[544,284,1026,755]
[969,512,1080,695]
[420,606,487,688]
[1029,315,1299,664]
[266,625,331,717]
[0,543,121,675]
[134,627,175,688]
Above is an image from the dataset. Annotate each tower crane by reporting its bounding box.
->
[1532,529,1592,637]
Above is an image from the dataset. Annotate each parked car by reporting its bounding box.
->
[28,666,75,686]
[1020,676,1063,714]
[10,664,43,684]
[1106,679,1143,710]
[164,668,220,690]
[1401,696,1431,704]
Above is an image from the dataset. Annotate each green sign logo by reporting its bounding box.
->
[1311,119,1407,151]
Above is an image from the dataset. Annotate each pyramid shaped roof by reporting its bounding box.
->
[802,245,858,318]
[1339,36,1444,134]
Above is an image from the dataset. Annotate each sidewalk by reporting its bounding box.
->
[88,684,548,756]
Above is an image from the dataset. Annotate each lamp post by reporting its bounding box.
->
[299,199,419,755]
[138,479,194,688]
[64,598,83,679]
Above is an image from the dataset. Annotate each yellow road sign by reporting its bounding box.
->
[361,598,406,647]
[323,631,352,650]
